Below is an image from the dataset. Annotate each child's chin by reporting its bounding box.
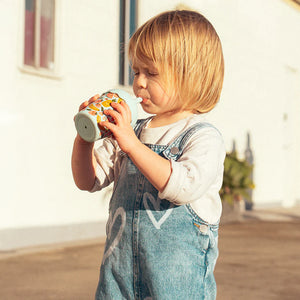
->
[141,103,154,113]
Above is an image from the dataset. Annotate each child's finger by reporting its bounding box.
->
[78,101,89,111]
[98,120,116,133]
[88,94,100,104]
[110,102,125,115]
[111,101,131,123]
[104,108,122,125]
[120,101,132,118]
[88,94,100,103]
[78,94,100,112]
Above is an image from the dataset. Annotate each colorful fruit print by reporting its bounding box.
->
[84,91,126,138]
[88,110,97,116]
[89,104,100,111]
[101,100,113,107]
[106,93,118,99]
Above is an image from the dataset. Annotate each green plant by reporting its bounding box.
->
[220,152,255,205]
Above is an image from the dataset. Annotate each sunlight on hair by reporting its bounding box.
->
[129,10,224,113]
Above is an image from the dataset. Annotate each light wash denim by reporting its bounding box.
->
[95,119,220,300]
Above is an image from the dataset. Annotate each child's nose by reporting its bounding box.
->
[135,73,147,89]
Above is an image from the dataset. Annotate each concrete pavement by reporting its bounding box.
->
[1,206,300,299]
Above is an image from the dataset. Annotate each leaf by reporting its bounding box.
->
[220,152,254,205]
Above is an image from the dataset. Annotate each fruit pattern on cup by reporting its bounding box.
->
[86,92,123,138]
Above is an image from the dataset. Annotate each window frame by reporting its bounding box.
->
[119,0,138,86]
[19,0,61,79]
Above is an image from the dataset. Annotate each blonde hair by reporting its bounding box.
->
[129,10,224,113]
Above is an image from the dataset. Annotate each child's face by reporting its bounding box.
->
[132,58,180,116]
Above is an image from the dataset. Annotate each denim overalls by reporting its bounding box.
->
[95,119,220,300]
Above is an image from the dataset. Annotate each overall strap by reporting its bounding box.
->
[162,122,219,161]
[134,117,152,138]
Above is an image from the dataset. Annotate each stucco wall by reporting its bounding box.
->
[0,0,120,249]
[139,0,300,207]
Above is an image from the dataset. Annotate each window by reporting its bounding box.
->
[119,0,137,86]
[24,0,55,72]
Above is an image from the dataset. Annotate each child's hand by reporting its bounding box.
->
[78,94,100,112]
[99,101,140,154]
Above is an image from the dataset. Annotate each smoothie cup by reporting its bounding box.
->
[75,89,142,142]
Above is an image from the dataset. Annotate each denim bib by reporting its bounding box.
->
[95,119,219,300]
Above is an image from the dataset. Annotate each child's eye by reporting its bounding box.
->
[147,71,158,76]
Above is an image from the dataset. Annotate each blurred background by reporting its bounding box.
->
[0,0,299,251]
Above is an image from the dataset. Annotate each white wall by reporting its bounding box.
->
[0,0,120,249]
[139,0,300,207]
[206,0,300,207]
[0,0,299,250]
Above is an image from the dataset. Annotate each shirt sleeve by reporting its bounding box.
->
[89,137,122,192]
[158,128,225,205]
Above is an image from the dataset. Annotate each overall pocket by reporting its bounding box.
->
[185,204,219,253]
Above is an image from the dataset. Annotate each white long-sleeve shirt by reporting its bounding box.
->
[91,114,225,224]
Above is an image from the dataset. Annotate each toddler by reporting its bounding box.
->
[72,10,225,300]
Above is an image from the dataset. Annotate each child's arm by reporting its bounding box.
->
[71,135,96,190]
[128,139,172,192]
[100,101,172,192]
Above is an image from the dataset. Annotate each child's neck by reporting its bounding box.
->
[148,110,194,128]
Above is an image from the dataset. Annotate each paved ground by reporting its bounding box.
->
[1,207,300,300]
